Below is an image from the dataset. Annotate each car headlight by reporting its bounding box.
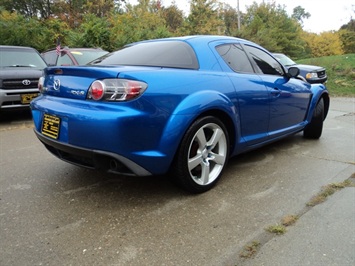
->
[305,72,318,79]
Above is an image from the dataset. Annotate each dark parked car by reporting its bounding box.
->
[31,36,329,193]
[0,45,47,111]
[41,47,109,66]
[273,53,327,84]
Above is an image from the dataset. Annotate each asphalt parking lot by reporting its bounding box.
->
[0,97,354,265]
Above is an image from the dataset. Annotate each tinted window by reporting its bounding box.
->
[57,53,74,66]
[244,45,284,76]
[216,44,254,73]
[42,51,58,66]
[0,47,47,69]
[70,50,109,65]
[91,41,199,69]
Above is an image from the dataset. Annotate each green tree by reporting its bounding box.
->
[220,4,241,36]
[302,31,343,57]
[84,0,114,17]
[185,0,224,35]
[0,9,45,50]
[40,17,71,51]
[161,2,184,35]
[111,1,170,48]
[76,14,113,51]
[0,7,72,51]
[292,6,310,25]
[240,2,306,58]
[0,0,126,18]
[0,0,52,18]
[339,19,355,53]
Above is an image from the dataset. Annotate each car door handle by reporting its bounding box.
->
[270,88,281,97]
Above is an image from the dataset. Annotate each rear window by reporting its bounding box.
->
[91,41,199,69]
[42,51,57,66]
[70,50,109,65]
[0,47,47,69]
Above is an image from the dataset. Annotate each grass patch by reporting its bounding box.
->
[239,241,260,258]
[307,180,351,206]
[281,215,298,226]
[297,53,355,97]
[265,224,286,235]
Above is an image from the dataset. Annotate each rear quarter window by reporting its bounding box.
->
[216,43,254,73]
[92,41,199,69]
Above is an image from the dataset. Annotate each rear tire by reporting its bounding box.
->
[171,116,229,193]
[304,98,324,139]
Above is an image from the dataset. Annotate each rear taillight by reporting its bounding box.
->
[88,79,147,101]
[89,80,105,100]
[38,77,44,93]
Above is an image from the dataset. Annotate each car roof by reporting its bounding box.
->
[61,47,105,50]
[42,47,106,53]
[132,35,255,45]
[128,35,263,53]
[122,35,267,71]
[0,45,37,50]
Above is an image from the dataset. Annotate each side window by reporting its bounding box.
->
[42,51,58,66]
[216,44,254,73]
[57,53,73,66]
[244,45,284,76]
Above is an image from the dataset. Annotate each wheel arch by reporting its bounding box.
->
[165,108,238,171]
[308,85,330,122]
[160,96,240,173]
[322,92,330,120]
[168,112,235,193]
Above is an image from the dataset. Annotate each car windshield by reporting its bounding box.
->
[273,54,296,67]
[0,48,47,69]
[90,41,199,69]
[70,50,109,65]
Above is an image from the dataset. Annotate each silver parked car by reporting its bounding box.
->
[0,46,47,112]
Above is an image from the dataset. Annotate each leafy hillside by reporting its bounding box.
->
[298,54,355,96]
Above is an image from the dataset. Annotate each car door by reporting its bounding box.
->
[215,43,269,145]
[242,44,312,138]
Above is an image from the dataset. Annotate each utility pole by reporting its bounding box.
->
[237,0,241,31]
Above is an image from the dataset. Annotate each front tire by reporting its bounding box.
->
[171,116,229,193]
[304,98,324,139]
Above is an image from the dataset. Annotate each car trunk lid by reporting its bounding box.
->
[42,65,154,100]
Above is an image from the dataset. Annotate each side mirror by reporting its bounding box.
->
[287,66,300,78]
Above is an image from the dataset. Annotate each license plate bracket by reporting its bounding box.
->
[41,114,60,139]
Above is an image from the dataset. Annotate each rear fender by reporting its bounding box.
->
[158,90,240,165]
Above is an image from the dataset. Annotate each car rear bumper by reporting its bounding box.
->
[34,128,152,176]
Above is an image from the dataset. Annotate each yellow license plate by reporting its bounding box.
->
[21,93,39,104]
[41,114,60,139]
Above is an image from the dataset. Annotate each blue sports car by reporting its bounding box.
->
[31,35,329,193]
